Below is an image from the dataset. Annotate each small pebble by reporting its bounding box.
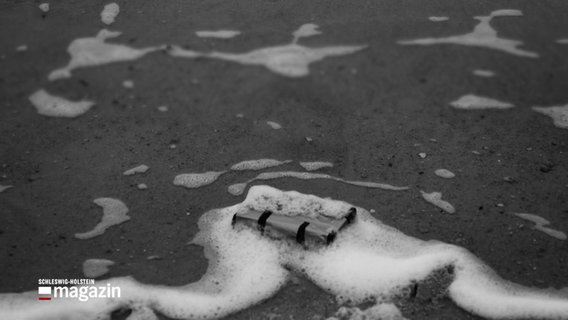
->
[122,80,134,88]
[266,121,282,130]
[503,176,516,183]
[38,3,50,12]
[434,169,455,179]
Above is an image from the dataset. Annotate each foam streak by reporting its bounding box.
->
[399,10,538,58]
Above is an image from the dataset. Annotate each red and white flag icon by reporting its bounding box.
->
[38,286,51,301]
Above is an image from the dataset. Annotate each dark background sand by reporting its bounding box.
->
[1,0,567,319]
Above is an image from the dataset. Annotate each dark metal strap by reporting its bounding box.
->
[326,231,337,244]
[296,222,310,244]
[257,210,273,232]
[345,207,356,223]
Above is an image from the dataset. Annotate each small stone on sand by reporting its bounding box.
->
[434,169,455,178]
[266,121,282,129]
[101,3,120,25]
[122,80,134,88]
[137,183,148,190]
[473,70,496,77]
[38,3,50,13]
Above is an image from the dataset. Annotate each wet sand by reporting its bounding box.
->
[1,0,567,319]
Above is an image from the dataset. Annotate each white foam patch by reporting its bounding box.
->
[123,164,149,176]
[434,169,455,179]
[330,303,407,320]
[50,24,362,79]
[38,3,50,13]
[75,198,130,240]
[450,94,514,110]
[0,184,13,193]
[2,186,567,320]
[399,9,539,58]
[421,191,456,213]
[29,89,95,118]
[532,104,568,129]
[173,171,227,189]
[83,259,114,278]
[556,39,568,44]
[299,161,334,171]
[196,30,241,39]
[473,69,496,77]
[206,44,366,78]
[16,45,27,52]
[48,29,161,81]
[230,159,292,171]
[227,171,408,196]
[101,3,119,25]
[292,23,322,43]
[169,24,366,77]
[166,46,202,58]
[157,105,168,112]
[514,213,567,240]
[266,121,282,129]
[428,16,449,22]
[137,183,148,190]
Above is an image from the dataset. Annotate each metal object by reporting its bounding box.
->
[232,207,357,245]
